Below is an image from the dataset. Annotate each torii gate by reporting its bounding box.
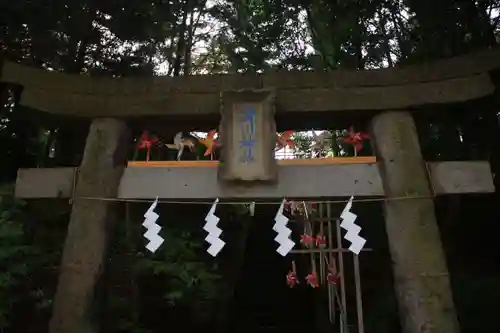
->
[3,48,500,333]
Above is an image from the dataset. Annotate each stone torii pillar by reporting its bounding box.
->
[370,111,460,333]
[49,119,130,333]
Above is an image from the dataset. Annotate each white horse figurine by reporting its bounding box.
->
[165,132,198,160]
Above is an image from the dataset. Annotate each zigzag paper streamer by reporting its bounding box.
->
[142,197,164,253]
[203,198,225,256]
[248,202,255,216]
[340,196,366,255]
[273,199,295,256]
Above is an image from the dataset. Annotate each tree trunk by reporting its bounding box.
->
[370,111,460,333]
[173,0,191,77]
[49,118,130,333]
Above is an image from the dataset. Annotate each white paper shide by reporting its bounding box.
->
[203,198,225,256]
[143,197,165,253]
[273,199,295,256]
[340,196,366,255]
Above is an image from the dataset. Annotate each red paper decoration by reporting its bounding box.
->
[286,261,299,287]
[306,271,320,288]
[137,131,159,161]
[342,126,370,153]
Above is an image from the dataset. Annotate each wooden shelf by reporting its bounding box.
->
[127,156,377,168]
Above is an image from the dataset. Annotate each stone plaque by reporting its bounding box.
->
[218,89,277,183]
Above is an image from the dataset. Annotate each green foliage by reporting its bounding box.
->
[1,0,500,331]
[136,229,221,309]
[0,189,46,328]
[292,129,372,158]
[291,132,314,158]
[0,191,27,327]
[208,0,312,72]
[453,274,500,333]
[102,204,226,332]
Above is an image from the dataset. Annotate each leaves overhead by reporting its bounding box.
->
[1,0,500,332]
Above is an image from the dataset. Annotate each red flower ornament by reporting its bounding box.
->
[306,271,320,288]
[276,131,296,150]
[200,130,218,157]
[300,234,315,248]
[286,261,299,287]
[327,269,340,285]
[342,126,370,155]
[326,257,340,285]
[137,131,159,161]
[315,234,326,248]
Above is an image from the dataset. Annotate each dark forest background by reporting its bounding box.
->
[1,0,500,332]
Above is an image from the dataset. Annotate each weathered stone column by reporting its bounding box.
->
[370,111,460,333]
[49,118,130,333]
